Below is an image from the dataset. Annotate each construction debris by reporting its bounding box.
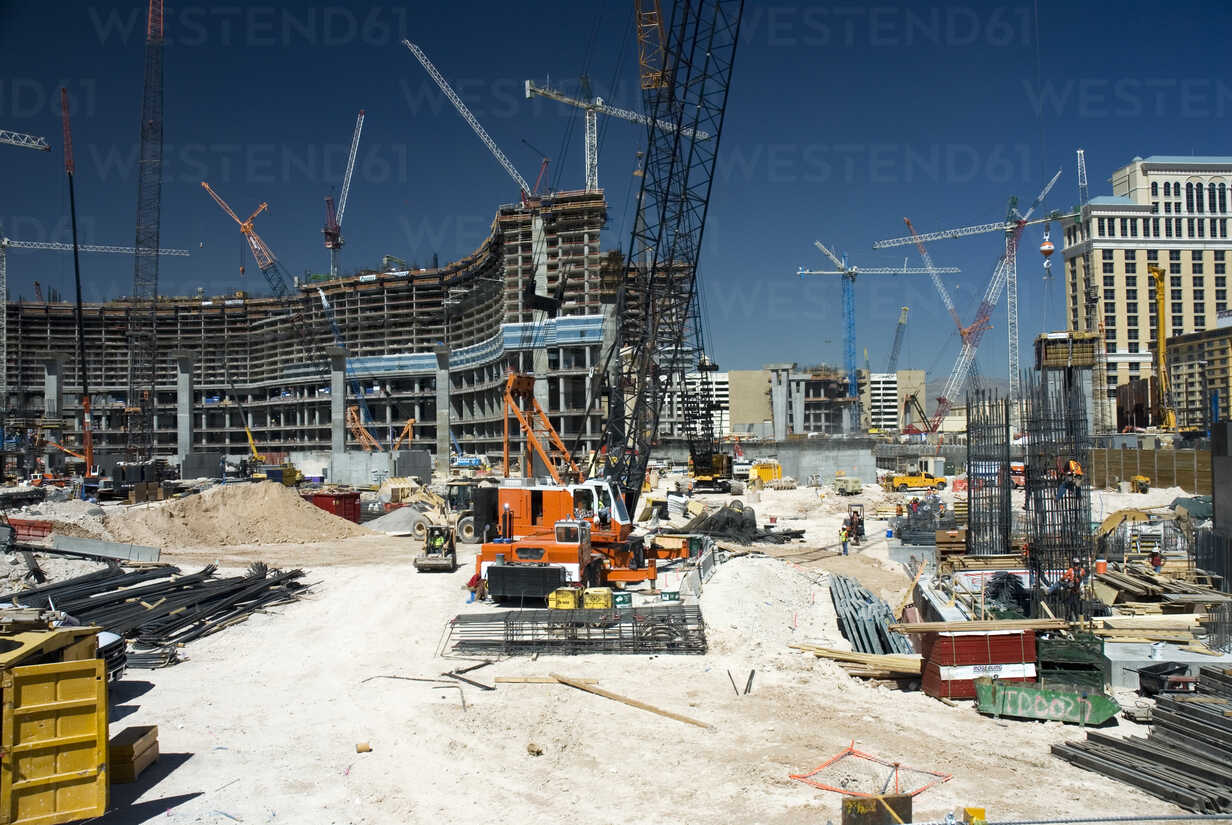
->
[682,504,803,545]
[1052,667,1232,812]
[548,673,712,729]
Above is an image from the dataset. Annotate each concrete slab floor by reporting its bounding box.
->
[1103,640,1232,689]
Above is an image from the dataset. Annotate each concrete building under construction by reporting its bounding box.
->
[4,191,610,470]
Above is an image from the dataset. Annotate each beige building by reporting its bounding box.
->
[1062,156,1232,421]
[1167,323,1232,429]
[728,369,773,437]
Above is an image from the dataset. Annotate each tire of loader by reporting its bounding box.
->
[411,513,430,540]
[456,515,478,544]
[730,481,745,496]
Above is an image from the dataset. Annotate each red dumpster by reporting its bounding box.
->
[303,491,361,523]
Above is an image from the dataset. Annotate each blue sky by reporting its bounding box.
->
[1,1,1230,382]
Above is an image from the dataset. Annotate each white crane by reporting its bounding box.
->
[323,110,365,278]
[874,169,1065,401]
[0,130,50,151]
[523,79,711,191]
[403,40,533,199]
[0,235,190,410]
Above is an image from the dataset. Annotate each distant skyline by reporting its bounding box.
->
[1,1,1229,383]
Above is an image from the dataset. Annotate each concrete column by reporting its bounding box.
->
[171,350,195,462]
[531,214,551,415]
[434,345,450,481]
[768,364,791,442]
[329,348,346,456]
[42,356,63,470]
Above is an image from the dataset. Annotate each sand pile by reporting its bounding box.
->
[106,482,373,548]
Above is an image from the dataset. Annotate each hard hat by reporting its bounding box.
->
[1072,556,1080,564]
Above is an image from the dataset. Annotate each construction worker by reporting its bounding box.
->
[1055,457,1084,501]
[1149,549,1164,573]
[1056,556,1087,621]
[839,525,849,556]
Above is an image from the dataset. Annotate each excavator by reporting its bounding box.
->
[226,383,300,484]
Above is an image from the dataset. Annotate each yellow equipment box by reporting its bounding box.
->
[582,587,613,609]
[547,587,582,610]
[749,460,782,483]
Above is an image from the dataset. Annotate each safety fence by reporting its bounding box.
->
[1088,448,1211,494]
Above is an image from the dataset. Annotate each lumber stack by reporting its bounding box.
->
[1052,667,1232,812]
[935,528,966,555]
[920,629,1037,700]
[789,643,922,676]
[1095,563,1231,608]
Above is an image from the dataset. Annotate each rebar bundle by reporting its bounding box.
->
[1020,369,1093,620]
[966,389,1011,556]
[447,605,707,656]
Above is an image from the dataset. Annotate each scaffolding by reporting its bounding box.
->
[966,389,1012,556]
[1021,369,1093,620]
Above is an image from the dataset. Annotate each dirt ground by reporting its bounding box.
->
[95,479,1193,824]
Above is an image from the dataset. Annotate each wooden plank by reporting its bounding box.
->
[548,673,712,729]
[493,677,600,685]
[888,619,1067,634]
[789,644,923,674]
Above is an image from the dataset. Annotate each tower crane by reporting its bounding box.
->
[798,241,958,423]
[403,40,534,201]
[886,306,909,373]
[126,0,166,461]
[202,182,333,380]
[523,79,710,191]
[0,130,50,151]
[323,110,364,278]
[875,169,1067,402]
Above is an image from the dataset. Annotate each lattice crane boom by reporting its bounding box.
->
[404,40,532,197]
[336,110,364,225]
[886,306,909,373]
[201,183,278,278]
[0,130,51,151]
[1076,148,1090,206]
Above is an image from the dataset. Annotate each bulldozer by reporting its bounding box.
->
[378,476,483,542]
[414,524,458,572]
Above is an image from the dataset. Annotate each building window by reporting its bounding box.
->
[1196,315,1206,328]
[1188,218,1196,236]
[1129,219,1138,237]
[1129,363,1140,372]
[1173,316,1184,331]
[1164,181,1172,196]
[1128,342,1140,353]
[1151,202,1159,214]
[1165,201,1173,214]
[1127,327,1139,340]
[1217,289,1227,301]
[1218,265,1227,276]
[1125,260,1137,273]
[1220,182,1227,213]
[1103,261,1115,274]
[1126,302,1138,313]
[1172,275,1183,287]
[1151,181,1159,196]
[1103,275,1115,287]
[1194,263,1205,276]
[1172,289,1183,302]
[1221,218,1228,238]
[1148,250,1159,262]
[1187,182,1196,212]
[1165,220,1173,238]
[1152,218,1161,237]
[1219,302,1228,313]
[1097,217,1106,235]
[1210,182,1218,213]
[1126,287,1138,298]
[1198,219,1206,238]
[1194,290,1205,302]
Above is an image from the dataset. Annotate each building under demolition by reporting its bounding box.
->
[5,190,610,467]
